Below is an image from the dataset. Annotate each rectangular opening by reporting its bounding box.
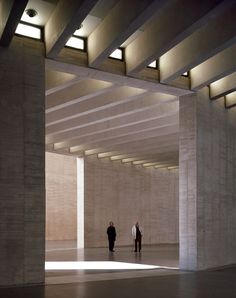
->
[65,36,85,50]
[109,48,123,60]
[15,22,41,40]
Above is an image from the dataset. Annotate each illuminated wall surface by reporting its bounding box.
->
[45,153,179,246]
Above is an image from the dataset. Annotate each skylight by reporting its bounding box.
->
[15,22,41,40]
[65,36,85,50]
[109,48,123,60]
[148,61,157,68]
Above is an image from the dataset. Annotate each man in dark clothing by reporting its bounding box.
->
[107,221,116,252]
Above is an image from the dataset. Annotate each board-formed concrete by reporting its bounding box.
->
[179,88,236,270]
[46,152,77,240]
[84,156,179,248]
[0,37,45,286]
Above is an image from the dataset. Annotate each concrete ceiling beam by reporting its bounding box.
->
[46,113,178,145]
[46,70,82,96]
[62,125,178,152]
[45,0,98,58]
[53,116,178,150]
[225,91,236,108]
[210,72,236,100]
[82,136,179,156]
[0,0,28,46]
[46,97,178,134]
[88,0,165,68]
[98,142,179,159]
[132,157,178,166]
[160,2,236,83]
[46,101,178,135]
[46,86,146,124]
[125,0,228,75]
[190,44,236,90]
[121,151,178,163]
[45,58,192,96]
[46,79,114,111]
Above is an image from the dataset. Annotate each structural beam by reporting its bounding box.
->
[125,0,229,75]
[45,0,98,58]
[190,44,236,90]
[160,2,236,83]
[225,91,236,109]
[53,117,178,150]
[0,0,28,47]
[65,125,178,152]
[47,113,178,145]
[46,58,192,96]
[74,135,179,156]
[46,79,114,111]
[46,98,178,134]
[110,151,178,162]
[46,86,145,124]
[210,72,236,100]
[46,70,82,96]
[88,0,165,68]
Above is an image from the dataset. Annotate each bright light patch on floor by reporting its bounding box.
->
[15,23,41,39]
[66,37,84,50]
[45,261,178,271]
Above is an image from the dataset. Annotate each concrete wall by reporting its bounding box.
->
[84,156,179,248]
[46,152,77,240]
[179,87,236,270]
[0,37,45,286]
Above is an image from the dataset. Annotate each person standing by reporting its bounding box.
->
[132,222,143,252]
[107,221,116,252]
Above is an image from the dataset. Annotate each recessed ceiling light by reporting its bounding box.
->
[25,8,38,18]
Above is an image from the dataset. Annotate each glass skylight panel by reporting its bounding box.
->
[66,36,85,50]
[15,23,41,39]
[148,61,157,68]
[109,48,123,60]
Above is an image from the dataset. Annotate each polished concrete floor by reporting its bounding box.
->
[45,242,180,284]
[1,242,236,297]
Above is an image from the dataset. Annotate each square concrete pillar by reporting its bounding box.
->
[0,37,45,286]
[179,88,236,270]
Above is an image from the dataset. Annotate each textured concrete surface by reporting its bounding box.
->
[179,88,236,270]
[1,267,236,298]
[179,93,197,270]
[0,37,45,286]
[46,152,77,240]
[84,156,179,248]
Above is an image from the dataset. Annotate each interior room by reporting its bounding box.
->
[1,0,236,297]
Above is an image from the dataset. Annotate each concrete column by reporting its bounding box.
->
[179,88,236,270]
[179,93,197,270]
[0,37,45,286]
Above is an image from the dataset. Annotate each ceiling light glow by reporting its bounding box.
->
[15,23,41,39]
[109,49,123,60]
[66,36,85,50]
[148,61,157,68]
